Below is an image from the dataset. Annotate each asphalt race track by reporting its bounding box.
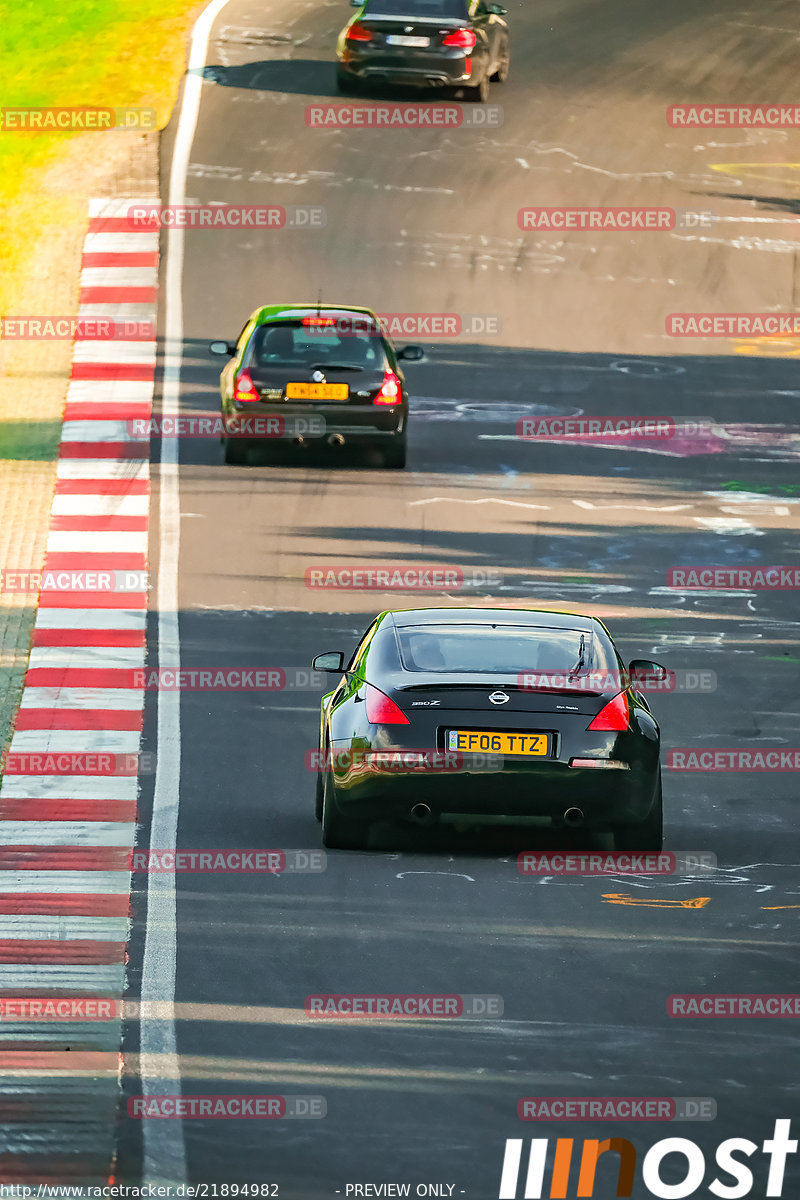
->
[121,0,800,1195]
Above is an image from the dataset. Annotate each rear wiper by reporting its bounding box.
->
[568,633,586,676]
[309,362,365,372]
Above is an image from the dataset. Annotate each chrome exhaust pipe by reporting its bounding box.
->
[327,433,345,447]
[563,807,584,827]
[410,802,432,824]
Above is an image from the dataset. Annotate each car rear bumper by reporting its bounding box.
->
[221,402,406,442]
[326,750,659,830]
[339,52,478,87]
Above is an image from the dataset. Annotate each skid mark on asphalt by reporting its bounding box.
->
[408,497,550,510]
[396,871,476,881]
[709,162,800,188]
[602,894,711,909]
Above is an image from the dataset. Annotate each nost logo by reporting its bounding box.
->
[498,1119,797,1197]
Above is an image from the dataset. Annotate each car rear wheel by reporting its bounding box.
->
[222,437,248,465]
[491,38,509,82]
[336,66,362,94]
[382,436,407,469]
[321,768,368,849]
[464,72,490,102]
[614,773,663,851]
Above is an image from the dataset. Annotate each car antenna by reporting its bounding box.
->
[316,288,322,317]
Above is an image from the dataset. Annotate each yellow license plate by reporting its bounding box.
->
[446,730,550,756]
[285,382,349,401]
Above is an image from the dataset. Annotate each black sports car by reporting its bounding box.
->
[210,303,423,467]
[312,607,667,850]
[336,0,509,102]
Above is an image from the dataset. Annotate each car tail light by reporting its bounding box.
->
[302,316,336,326]
[365,684,409,724]
[586,692,629,732]
[233,369,259,402]
[373,369,401,405]
[442,28,477,49]
[347,23,372,40]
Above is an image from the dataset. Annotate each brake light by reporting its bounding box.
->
[442,28,477,49]
[586,692,629,732]
[365,684,409,724]
[373,369,401,405]
[347,23,372,40]
[233,369,259,402]
[302,316,336,326]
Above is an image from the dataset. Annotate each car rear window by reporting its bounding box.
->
[246,321,388,370]
[363,0,469,19]
[396,625,606,675]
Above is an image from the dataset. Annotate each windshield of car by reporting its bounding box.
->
[246,322,388,370]
[362,0,469,18]
[396,624,602,675]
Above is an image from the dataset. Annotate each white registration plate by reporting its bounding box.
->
[386,34,430,46]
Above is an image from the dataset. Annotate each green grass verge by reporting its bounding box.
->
[0,0,203,310]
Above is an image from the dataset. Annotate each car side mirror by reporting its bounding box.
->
[398,344,424,361]
[628,659,672,690]
[313,651,346,672]
[487,3,507,12]
[209,340,236,356]
[350,0,362,7]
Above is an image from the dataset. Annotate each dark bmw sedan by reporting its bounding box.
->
[336,0,509,102]
[312,607,667,850]
[210,304,423,466]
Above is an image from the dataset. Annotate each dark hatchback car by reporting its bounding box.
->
[336,0,509,102]
[312,607,668,850]
[210,304,423,467]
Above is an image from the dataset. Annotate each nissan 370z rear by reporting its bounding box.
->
[312,607,666,850]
